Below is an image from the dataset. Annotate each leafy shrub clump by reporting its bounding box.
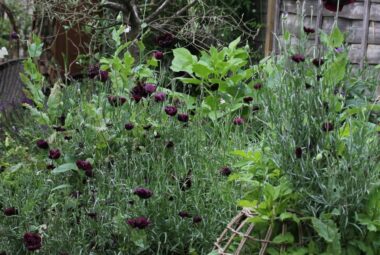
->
[0,32,257,254]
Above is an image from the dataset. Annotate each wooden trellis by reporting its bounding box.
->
[213,208,304,255]
[264,0,380,67]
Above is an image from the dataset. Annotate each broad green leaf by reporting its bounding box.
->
[272,233,294,244]
[329,26,344,48]
[311,217,340,243]
[228,37,241,50]
[47,82,63,119]
[51,184,71,192]
[52,163,78,174]
[131,230,148,250]
[193,63,212,79]
[22,104,50,125]
[324,54,348,85]
[28,34,43,58]
[177,77,202,85]
[237,200,258,208]
[170,48,197,74]
[279,212,300,224]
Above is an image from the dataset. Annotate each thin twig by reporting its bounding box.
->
[146,0,170,22]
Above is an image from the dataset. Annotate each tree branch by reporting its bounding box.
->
[101,1,126,12]
[145,0,170,23]
[0,2,19,33]
[125,0,141,25]
[172,0,198,18]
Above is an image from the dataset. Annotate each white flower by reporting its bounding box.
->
[124,25,131,34]
[0,47,8,59]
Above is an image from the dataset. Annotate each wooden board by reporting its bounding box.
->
[0,59,26,111]
[273,0,380,65]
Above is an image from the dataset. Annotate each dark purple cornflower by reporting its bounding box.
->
[243,96,253,103]
[312,58,324,67]
[295,147,303,158]
[178,211,191,218]
[153,51,164,60]
[53,126,66,132]
[193,215,202,224]
[322,122,334,132]
[87,212,97,219]
[165,106,177,116]
[108,95,127,107]
[88,64,100,79]
[324,0,356,12]
[144,83,157,94]
[143,124,152,130]
[303,27,315,34]
[59,114,66,126]
[155,33,175,48]
[154,92,166,102]
[36,139,49,149]
[210,83,219,91]
[166,141,174,149]
[233,117,244,126]
[220,166,232,176]
[10,31,19,40]
[305,83,313,89]
[49,149,61,160]
[3,207,18,216]
[125,123,134,130]
[291,54,305,63]
[76,160,93,171]
[46,164,55,170]
[85,169,94,177]
[127,217,151,229]
[131,84,148,102]
[64,135,72,141]
[99,70,109,82]
[23,232,42,251]
[133,187,153,199]
[253,83,263,90]
[177,113,189,123]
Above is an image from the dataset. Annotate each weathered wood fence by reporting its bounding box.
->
[265,0,380,67]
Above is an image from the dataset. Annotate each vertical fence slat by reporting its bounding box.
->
[265,0,276,56]
[360,0,371,68]
[314,0,324,49]
[273,0,281,54]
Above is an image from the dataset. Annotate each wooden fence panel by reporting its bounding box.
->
[268,0,380,65]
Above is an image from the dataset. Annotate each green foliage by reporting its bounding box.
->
[170,37,256,121]
[0,35,253,254]
[229,25,380,254]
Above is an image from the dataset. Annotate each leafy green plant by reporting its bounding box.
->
[170,37,259,121]
[229,23,380,254]
[0,33,257,254]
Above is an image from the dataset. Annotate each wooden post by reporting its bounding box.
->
[265,0,277,56]
[360,0,371,68]
[314,0,323,48]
